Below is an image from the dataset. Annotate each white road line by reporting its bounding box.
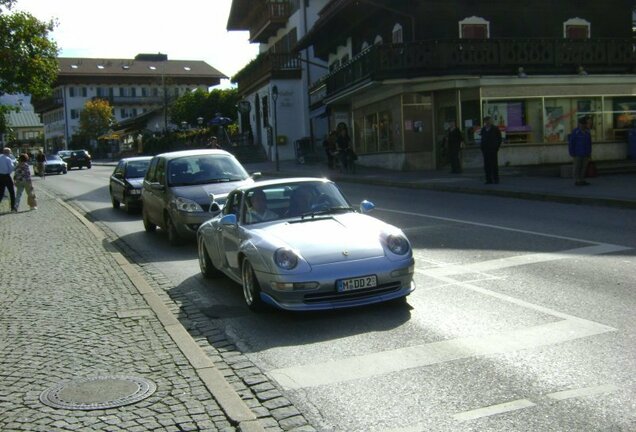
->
[379,207,629,246]
[453,399,536,422]
[267,318,614,390]
[547,384,621,401]
[417,244,632,278]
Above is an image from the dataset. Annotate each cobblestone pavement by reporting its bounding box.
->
[0,190,315,432]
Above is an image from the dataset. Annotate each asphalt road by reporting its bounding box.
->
[40,166,636,432]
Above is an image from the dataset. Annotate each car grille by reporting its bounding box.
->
[303,282,402,304]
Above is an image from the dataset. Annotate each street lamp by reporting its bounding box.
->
[272,85,279,172]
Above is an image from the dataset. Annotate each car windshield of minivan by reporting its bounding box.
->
[167,155,249,186]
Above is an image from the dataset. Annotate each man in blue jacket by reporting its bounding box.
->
[568,116,592,186]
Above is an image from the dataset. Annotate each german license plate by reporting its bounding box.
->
[337,275,377,292]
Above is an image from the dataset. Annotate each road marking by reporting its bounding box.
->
[453,399,536,422]
[418,244,631,278]
[547,384,620,401]
[380,207,630,246]
[267,318,614,390]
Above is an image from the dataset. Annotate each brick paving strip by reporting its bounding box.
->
[1,192,304,431]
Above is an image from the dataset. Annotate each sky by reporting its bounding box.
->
[14,0,260,89]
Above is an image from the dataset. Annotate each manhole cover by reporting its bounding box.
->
[40,375,156,410]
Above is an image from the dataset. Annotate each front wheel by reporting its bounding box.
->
[142,208,156,232]
[110,189,120,209]
[242,260,265,311]
[165,214,182,246]
[198,235,222,278]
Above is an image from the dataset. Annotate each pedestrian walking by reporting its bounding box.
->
[568,116,593,186]
[445,121,464,173]
[480,116,502,184]
[14,153,37,211]
[323,131,337,169]
[336,123,354,173]
[0,147,17,212]
[35,149,46,179]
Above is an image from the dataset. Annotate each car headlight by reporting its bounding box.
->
[386,234,410,255]
[274,248,299,270]
[172,196,203,212]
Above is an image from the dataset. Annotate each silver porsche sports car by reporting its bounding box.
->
[197,178,415,311]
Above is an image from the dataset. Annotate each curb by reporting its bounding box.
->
[55,197,266,431]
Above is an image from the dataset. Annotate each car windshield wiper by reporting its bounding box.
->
[299,206,354,219]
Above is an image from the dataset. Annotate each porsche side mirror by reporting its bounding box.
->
[360,200,375,213]
[220,214,237,226]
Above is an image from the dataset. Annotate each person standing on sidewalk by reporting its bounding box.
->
[480,116,502,184]
[14,153,37,211]
[446,121,464,174]
[568,115,592,186]
[0,147,17,212]
[336,123,352,173]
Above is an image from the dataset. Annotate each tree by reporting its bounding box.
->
[77,99,114,144]
[169,88,241,127]
[0,0,59,133]
[0,0,58,97]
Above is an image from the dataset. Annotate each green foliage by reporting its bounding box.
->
[78,99,114,141]
[169,88,241,127]
[0,1,59,98]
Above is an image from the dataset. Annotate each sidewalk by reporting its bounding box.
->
[0,192,276,431]
[242,160,636,209]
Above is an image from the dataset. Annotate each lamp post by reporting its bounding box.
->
[272,85,279,171]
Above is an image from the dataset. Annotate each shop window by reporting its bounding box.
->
[564,18,590,39]
[483,100,533,143]
[459,16,489,39]
[392,23,403,43]
[363,113,378,153]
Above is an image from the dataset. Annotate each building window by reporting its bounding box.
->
[120,87,127,97]
[564,17,590,39]
[459,16,490,39]
[130,87,136,97]
[69,87,75,97]
[70,109,79,119]
[141,87,148,97]
[392,23,403,43]
[81,87,87,97]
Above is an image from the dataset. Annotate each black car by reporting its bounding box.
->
[44,154,68,175]
[109,156,152,213]
[64,150,92,170]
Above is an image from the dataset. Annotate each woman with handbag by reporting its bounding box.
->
[13,153,37,211]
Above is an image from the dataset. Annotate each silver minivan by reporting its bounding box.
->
[141,149,257,245]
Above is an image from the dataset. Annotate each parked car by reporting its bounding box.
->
[44,154,68,175]
[141,149,258,245]
[109,156,152,213]
[63,150,92,170]
[196,178,415,311]
[57,150,72,159]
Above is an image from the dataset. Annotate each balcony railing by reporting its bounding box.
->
[249,1,291,43]
[232,52,302,95]
[310,38,636,102]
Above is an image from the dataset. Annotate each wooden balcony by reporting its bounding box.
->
[248,1,292,43]
[310,38,636,102]
[232,52,302,96]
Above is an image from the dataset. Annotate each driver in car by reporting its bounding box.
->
[245,189,278,223]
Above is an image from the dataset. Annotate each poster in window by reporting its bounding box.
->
[544,106,566,142]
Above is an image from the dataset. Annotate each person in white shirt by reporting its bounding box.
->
[0,148,17,212]
[245,190,277,223]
